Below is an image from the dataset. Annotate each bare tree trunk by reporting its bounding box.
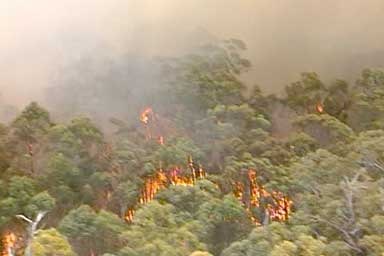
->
[16,212,46,256]
[312,172,366,255]
[24,226,32,256]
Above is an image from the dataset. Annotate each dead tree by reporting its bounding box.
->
[16,212,46,256]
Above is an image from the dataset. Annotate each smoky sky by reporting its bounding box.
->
[1,0,384,106]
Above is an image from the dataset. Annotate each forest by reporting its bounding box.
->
[1,39,384,256]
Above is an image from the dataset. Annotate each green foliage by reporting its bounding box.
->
[323,80,350,121]
[294,114,354,153]
[59,205,126,255]
[154,137,202,169]
[4,41,384,256]
[222,223,325,256]
[155,40,252,152]
[119,201,205,256]
[24,191,55,217]
[67,117,103,146]
[156,180,219,216]
[114,181,140,217]
[0,176,54,226]
[47,124,82,157]
[285,72,326,114]
[286,132,319,157]
[12,102,52,143]
[190,251,213,256]
[197,195,253,255]
[59,205,98,241]
[347,69,384,131]
[32,228,76,256]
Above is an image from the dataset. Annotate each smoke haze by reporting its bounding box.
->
[1,0,384,107]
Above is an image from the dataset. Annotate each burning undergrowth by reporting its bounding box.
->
[117,107,292,225]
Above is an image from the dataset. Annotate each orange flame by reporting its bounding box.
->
[158,136,164,145]
[124,163,206,223]
[316,102,324,114]
[27,143,33,156]
[124,209,135,223]
[140,107,166,142]
[234,169,292,223]
[124,166,290,225]
[140,107,153,124]
[2,232,16,256]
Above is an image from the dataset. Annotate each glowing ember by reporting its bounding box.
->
[27,143,33,156]
[140,107,153,125]
[197,165,206,179]
[140,107,166,142]
[124,209,135,223]
[2,232,16,256]
[316,102,324,113]
[158,136,164,145]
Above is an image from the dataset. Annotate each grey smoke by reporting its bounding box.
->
[1,0,384,109]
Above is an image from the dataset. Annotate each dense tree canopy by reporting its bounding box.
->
[1,40,384,256]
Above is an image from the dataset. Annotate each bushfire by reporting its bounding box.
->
[124,165,291,224]
[233,169,292,224]
[140,107,155,140]
[140,107,166,144]
[140,107,153,125]
[316,102,324,114]
[1,232,16,256]
[124,157,206,223]
[124,108,292,224]
[158,136,164,145]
